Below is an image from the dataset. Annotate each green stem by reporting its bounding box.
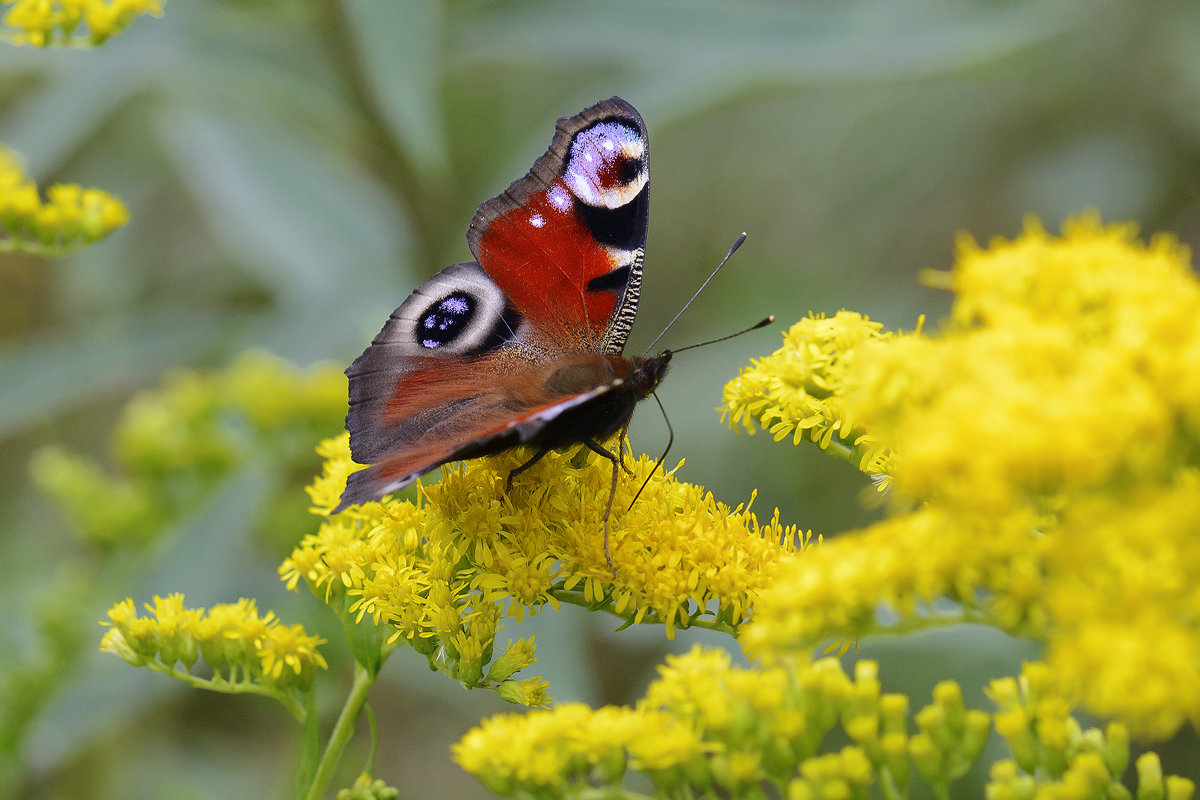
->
[143,662,307,722]
[550,589,740,637]
[0,238,102,257]
[364,705,379,776]
[878,766,906,800]
[302,661,377,800]
[821,434,858,464]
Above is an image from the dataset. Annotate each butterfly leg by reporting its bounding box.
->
[584,439,621,577]
[505,446,551,492]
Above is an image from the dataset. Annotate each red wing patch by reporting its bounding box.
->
[468,98,649,356]
[477,180,621,346]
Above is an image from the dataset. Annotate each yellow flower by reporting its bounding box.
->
[787,747,874,800]
[459,646,1173,798]
[1,0,163,46]
[485,637,537,683]
[623,712,708,773]
[1038,477,1200,738]
[452,701,706,794]
[850,214,1198,510]
[190,598,262,667]
[722,310,895,479]
[494,676,551,709]
[426,444,808,638]
[307,431,809,658]
[0,147,128,251]
[738,214,1200,739]
[744,506,1040,656]
[100,594,326,709]
[257,623,328,690]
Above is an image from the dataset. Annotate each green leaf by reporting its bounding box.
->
[343,0,449,179]
[157,108,411,308]
[0,309,225,439]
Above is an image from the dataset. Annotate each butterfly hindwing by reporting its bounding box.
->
[344,262,520,465]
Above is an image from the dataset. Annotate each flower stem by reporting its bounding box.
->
[551,588,740,636]
[302,661,376,800]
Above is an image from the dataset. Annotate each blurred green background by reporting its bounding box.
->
[3,0,1199,796]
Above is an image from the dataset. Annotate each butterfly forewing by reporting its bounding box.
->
[468,97,649,355]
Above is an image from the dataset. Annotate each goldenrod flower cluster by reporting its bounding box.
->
[735,214,1200,739]
[281,434,807,702]
[1,0,161,47]
[986,663,1193,800]
[0,146,128,254]
[722,310,894,479]
[101,594,326,717]
[33,351,345,548]
[454,647,1187,800]
[336,773,399,800]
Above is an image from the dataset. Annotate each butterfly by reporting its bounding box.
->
[333,97,670,538]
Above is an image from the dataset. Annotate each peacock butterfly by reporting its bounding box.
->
[333,97,670,524]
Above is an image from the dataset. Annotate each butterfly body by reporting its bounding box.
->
[530,352,672,445]
[335,97,664,514]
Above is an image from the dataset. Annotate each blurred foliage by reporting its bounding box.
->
[2,0,1200,797]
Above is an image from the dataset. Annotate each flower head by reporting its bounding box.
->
[0,146,128,252]
[738,213,1200,739]
[300,433,807,643]
[722,310,896,480]
[457,646,1188,799]
[101,594,326,703]
[2,0,163,47]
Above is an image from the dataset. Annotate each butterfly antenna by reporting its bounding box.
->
[627,391,674,512]
[642,233,748,356]
[672,315,776,355]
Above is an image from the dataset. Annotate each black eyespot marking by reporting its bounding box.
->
[418,292,475,349]
[617,154,644,186]
[575,182,648,251]
[587,265,631,293]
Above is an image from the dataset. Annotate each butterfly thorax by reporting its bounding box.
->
[542,352,669,396]
[526,351,671,449]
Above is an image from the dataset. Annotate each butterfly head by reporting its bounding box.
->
[628,351,672,399]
